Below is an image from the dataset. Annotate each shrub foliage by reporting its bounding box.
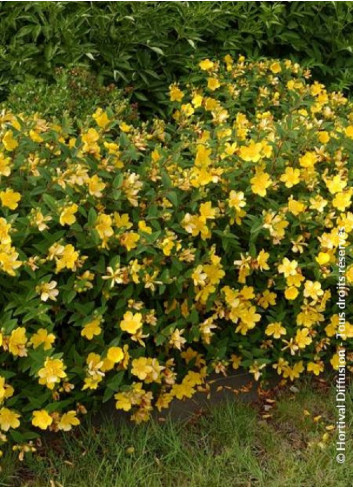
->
[1,2,353,113]
[3,68,132,124]
[0,56,352,456]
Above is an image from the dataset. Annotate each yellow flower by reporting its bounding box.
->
[114,212,133,229]
[299,151,317,168]
[330,354,339,370]
[250,172,272,197]
[270,61,281,74]
[29,129,44,143]
[344,125,353,139]
[8,327,27,357]
[332,191,352,212]
[120,311,142,334]
[325,315,339,337]
[171,382,195,400]
[199,59,214,71]
[169,84,184,102]
[36,281,59,302]
[32,410,52,430]
[307,361,324,376]
[107,346,124,364]
[81,128,99,154]
[59,204,78,226]
[231,354,242,370]
[256,249,270,271]
[199,201,216,222]
[285,286,299,300]
[169,328,186,350]
[309,195,327,212]
[239,141,262,162]
[95,213,114,242]
[138,220,152,234]
[0,245,22,276]
[278,258,298,277]
[224,54,233,65]
[114,392,132,411]
[131,357,163,383]
[0,377,13,402]
[2,130,18,151]
[55,244,79,272]
[181,103,194,117]
[131,357,152,380]
[192,93,203,107]
[228,190,246,212]
[81,318,102,340]
[161,236,175,256]
[58,411,80,431]
[88,175,106,198]
[303,280,323,301]
[92,108,110,128]
[318,131,330,144]
[273,357,289,375]
[258,289,277,308]
[283,361,304,381]
[207,77,220,91]
[30,328,55,350]
[287,273,305,288]
[0,217,11,243]
[0,153,12,176]
[0,188,21,210]
[330,350,345,370]
[104,141,120,156]
[249,361,266,381]
[120,232,140,251]
[265,322,286,339]
[32,209,52,231]
[295,328,312,349]
[325,175,346,194]
[190,167,214,188]
[288,198,305,216]
[237,306,261,334]
[119,122,132,133]
[38,357,66,389]
[195,145,211,167]
[280,167,300,188]
[316,252,330,266]
[0,407,20,431]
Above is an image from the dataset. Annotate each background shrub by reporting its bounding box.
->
[1,2,353,115]
[3,68,136,125]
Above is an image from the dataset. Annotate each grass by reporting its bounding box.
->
[1,378,352,487]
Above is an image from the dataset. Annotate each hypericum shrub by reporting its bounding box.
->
[0,56,352,457]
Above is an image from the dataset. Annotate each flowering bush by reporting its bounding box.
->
[0,55,352,456]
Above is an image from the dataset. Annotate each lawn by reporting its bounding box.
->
[1,379,351,487]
